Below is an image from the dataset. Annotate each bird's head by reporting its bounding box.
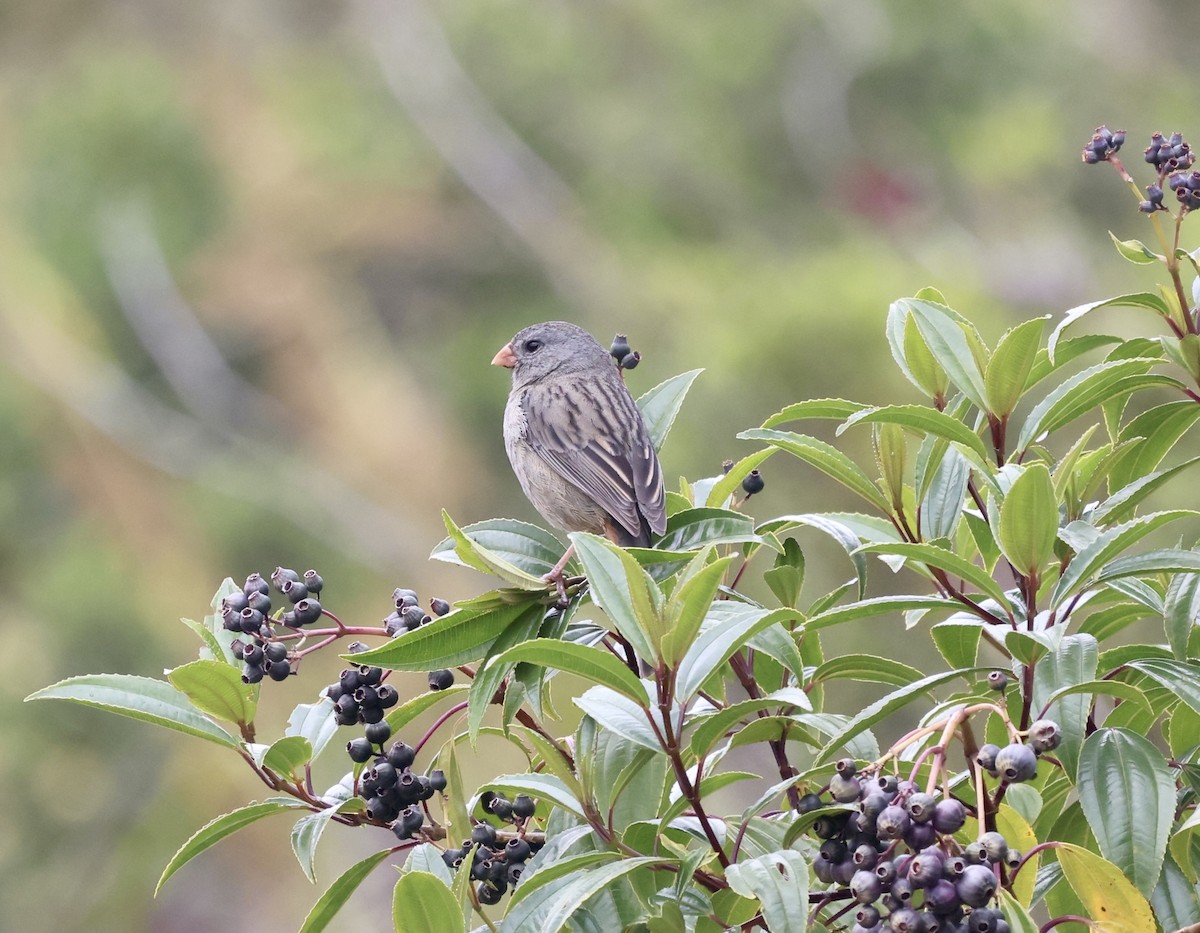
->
[492,321,610,387]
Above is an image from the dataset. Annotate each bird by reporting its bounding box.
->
[492,321,666,594]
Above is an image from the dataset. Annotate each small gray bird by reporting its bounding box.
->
[492,322,666,587]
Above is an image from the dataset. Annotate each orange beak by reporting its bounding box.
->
[491,342,517,368]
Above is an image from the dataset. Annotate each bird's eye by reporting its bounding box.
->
[524,339,543,352]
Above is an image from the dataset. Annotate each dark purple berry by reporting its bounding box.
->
[223,592,250,614]
[383,611,404,636]
[986,670,1007,691]
[428,669,454,691]
[925,879,960,915]
[243,643,264,666]
[955,863,997,907]
[242,663,264,684]
[505,838,531,861]
[430,597,451,617]
[741,470,765,496]
[903,822,936,850]
[365,720,392,745]
[302,570,323,594]
[376,684,399,708]
[266,658,291,681]
[359,666,383,686]
[244,572,269,597]
[512,794,535,818]
[246,589,272,614]
[621,350,641,370]
[876,805,910,840]
[239,607,265,634]
[888,908,921,933]
[280,578,308,604]
[292,598,322,625]
[429,770,447,792]
[830,773,863,802]
[975,744,1000,775]
[360,704,384,724]
[610,334,631,363]
[994,743,1037,783]
[264,641,288,663]
[403,606,427,630]
[1028,719,1061,753]
[347,737,374,763]
[471,823,497,847]
[852,844,878,869]
[906,792,936,823]
[386,742,416,770]
[393,588,418,609]
[932,798,967,834]
[978,831,1008,863]
[850,870,882,904]
[908,849,944,888]
[477,882,504,905]
[797,793,824,814]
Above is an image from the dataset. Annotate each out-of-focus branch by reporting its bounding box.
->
[354,0,626,316]
[0,279,422,572]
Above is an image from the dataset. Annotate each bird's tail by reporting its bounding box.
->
[605,513,654,549]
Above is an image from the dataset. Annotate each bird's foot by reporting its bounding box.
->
[543,568,570,608]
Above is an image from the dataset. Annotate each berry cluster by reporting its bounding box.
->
[802,742,1057,933]
[1145,131,1194,175]
[1168,170,1200,212]
[324,662,399,726]
[976,718,1060,782]
[221,568,324,683]
[609,334,641,371]
[442,793,541,905]
[381,587,456,691]
[1080,125,1125,164]
[344,721,446,837]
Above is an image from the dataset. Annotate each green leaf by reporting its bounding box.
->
[166,659,257,726]
[1032,633,1097,777]
[763,537,804,608]
[297,849,392,933]
[25,673,240,748]
[839,403,990,465]
[687,688,811,758]
[349,600,539,671]
[491,638,646,703]
[1048,292,1172,361]
[724,851,809,933]
[636,369,704,452]
[759,513,876,599]
[704,449,778,508]
[905,297,989,411]
[675,607,797,701]
[262,736,312,779]
[571,532,661,661]
[855,541,1013,613]
[737,429,892,513]
[1164,566,1200,660]
[501,854,665,933]
[479,773,586,821]
[1015,358,1165,454]
[384,684,468,734]
[1109,232,1161,264]
[814,669,980,765]
[760,398,868,427]
[996,890,1040,933]
[1056,842,1157,933]
[431,518,572,578]
[661,552,733,665]
[902,308,950,397]
[1151,851,1200,933]
[656,507,769,552]
[1096,547,1200,587]
[575,686,661,753]
[291,797,363,883]
[996,463,1058,577]
[986,317,1048,417]
[804,595,953,632]
[156,797,308,895]
[405,844,455,888]
[439,511,549,590]
[391,871,463,933]
[1126,658,1200,716]
[1078,728,1174,897]
[286,698,338,762]
[466,603,545,741]
[1050,510,1196,609]
[1110,400,1200,490]
[930,620,985,669]
[919,446,971,541]
[811,654,924,687]
[1092,455,1200,524]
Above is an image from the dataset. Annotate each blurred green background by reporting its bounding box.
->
[2,1,1195,929]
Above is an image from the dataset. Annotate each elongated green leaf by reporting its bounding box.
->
[656,507,768,552]
[286,698,338,762]
[501,852,661,933]
[492,638,646,703]
[1045,679,1149,711]
[384,684,467,734]
[1092,455,1200,525]
[262,736,312,778]
[1127,658,1200,716]
[1095,548,1200,587]
[1015,358,1161,454]
[687,688,811,758]
[479,773,585,820]
[1151,851,1200,933]
[1057,842,1157,933]
[811,654,923,687]
[724,851,809,933]
[737,429,891,513]
[440,511,548,590]
[636,369,703,452]
[156,798,308,895]
[575,686,662,753]
[1111,400,1200,490]
[298,849,392,933]
[814,669,979,765]
[702,450,779,508]
[167,659,257,726]
[431,518,571,578]
[920,446,971,541]
[760,513,876,599]
[986,317,1048,417]
[25,674,240,748]
[572,532,660,661]
[292,795,364,883]
[1032,633,1097,777]
[467,604,545,741]
[1048,292,1171,361]
[930,619,985,669]
[391,871,463,933]
[887,298,944,396]
[675,607,796,701]
[661,553,733,665]
[1164,566,1200,660]
[997,463,1058,577]
[839,403,990,465]
[1050,510,1195,609]
[1078,728,1174,897]
[350,600,538,670]
[902,298,989,410]
[855,542,1012,613]
[762,398,871,428]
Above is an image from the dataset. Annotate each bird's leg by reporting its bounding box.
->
[544,545,576,607]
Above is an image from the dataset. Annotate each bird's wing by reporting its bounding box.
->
[522,375,666,539]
